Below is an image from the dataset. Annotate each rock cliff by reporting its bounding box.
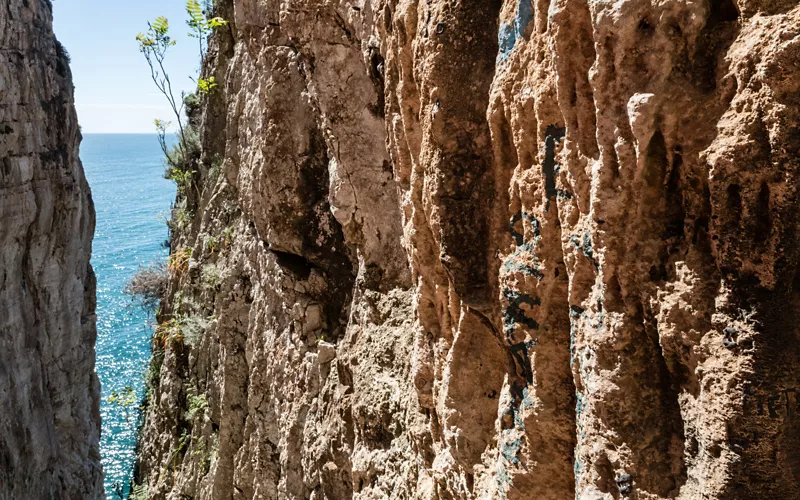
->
[135,0,800,498]
[0,0,103,498]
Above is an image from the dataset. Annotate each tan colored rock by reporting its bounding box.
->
[0,0,102,497]
[136,0,800,499]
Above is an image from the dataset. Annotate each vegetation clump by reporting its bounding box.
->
[168,247,192,276]
[181,313,210,347]
[127,4,230,493]
[136,1,228,212]
[201,263,221,290]
[125,263,168,310]
[153,317,185,349]
[186,388,208,420]
[128,484,148,500]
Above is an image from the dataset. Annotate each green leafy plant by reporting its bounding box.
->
[154,118,172,163]
[166,166,196,193]
[158,429,192,483]
[167,206,193,236]
[221,225,235,248]
[164,124,201,197]
[138,4,230,199]
[144,347,165,396]
[204,235,220,255]
[136,18,187,157]
[129,484,148,500]
[186,0,229,63]
[194,436,212,474]
[197,76,217,95]
[184,92,201,116]
[187,392,208,420]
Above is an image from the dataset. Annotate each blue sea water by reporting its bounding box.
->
[80,134,176,498]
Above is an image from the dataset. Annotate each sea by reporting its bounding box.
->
[80,134,176,498]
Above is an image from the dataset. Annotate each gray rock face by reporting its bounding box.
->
[135,0,800,499]
[0,0,103,497]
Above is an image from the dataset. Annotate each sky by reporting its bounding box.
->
[53,1,202,134]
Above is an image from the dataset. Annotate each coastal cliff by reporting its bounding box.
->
[0,0,103,497]
[135,0,800,498]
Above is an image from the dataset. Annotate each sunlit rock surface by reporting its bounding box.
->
[135,0,800,498]
[0,0,102,497]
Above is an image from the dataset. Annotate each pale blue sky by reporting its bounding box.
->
[53,1,202,133]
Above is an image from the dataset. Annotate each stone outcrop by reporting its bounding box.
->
[135,0,800,498]
[0,0,103,498]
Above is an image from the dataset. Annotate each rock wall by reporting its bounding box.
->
[0,0,103,498]
[135,0,800,498]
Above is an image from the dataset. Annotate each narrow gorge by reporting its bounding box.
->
[2,0,800,499]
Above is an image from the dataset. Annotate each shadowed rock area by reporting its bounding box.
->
[134,0,800,499]
[0,0,103,497]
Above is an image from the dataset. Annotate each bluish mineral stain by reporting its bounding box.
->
[503,289,541,336]
[81,134,175,497]
[498,0,534,61]
[543,125,566,210]
[501,437,524,465]
[505,212,543,279]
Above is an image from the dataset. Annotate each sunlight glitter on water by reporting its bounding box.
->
[81,134,175,498]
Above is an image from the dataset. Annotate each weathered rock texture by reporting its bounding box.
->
[136,0,800,498]
[0,0,103,498]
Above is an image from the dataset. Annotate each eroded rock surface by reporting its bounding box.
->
[135,0,800,498]
[0,0,102,497]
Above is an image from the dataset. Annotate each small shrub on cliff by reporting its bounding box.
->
[136,11,220,200]
[181,313,210,347]
[204,234,220,255]
[157,430,192,483]
[196,77,218,95]
[153,318,185,349]
[129,484,148,500]
[167,202,195,238]
[125,263,168,310]
[183,92,200,116]
[164,124,200,194]
[168,247,192,276]
[55,40,71,63]
[166,165,196,193]
[201,263,221,291]
[221,225,235,247]
[153,313,208,351]
[186,390,208,420]
[137,4,229,152]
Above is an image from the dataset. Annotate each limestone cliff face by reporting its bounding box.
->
[136,0,800,498]
[0,0,103,498]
